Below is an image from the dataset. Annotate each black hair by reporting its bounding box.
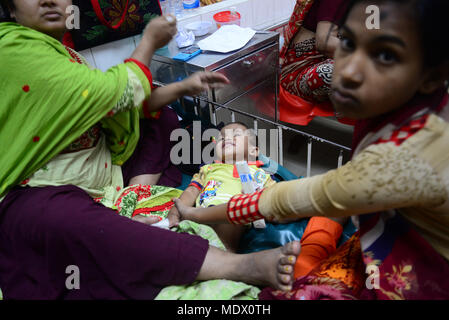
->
[339,0,449,68]
[0,0,14,22]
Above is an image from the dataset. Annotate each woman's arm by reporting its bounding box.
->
[102,16,178,118]
[146,72,230,112]
[315,21,340,58]
[130,15,177,67]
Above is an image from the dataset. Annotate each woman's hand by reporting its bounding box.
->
[143,15,178,50]
[180,71,230,96]
[131,15,177,67]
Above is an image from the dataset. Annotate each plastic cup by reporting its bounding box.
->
[213,10,241,29]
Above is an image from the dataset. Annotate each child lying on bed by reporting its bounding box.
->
[167,122,275,252]
[168,121,346,278]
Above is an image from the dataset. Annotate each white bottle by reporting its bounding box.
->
[235,161,266,229]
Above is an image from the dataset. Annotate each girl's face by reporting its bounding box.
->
[10,0,72,40]
[331,2,432,120]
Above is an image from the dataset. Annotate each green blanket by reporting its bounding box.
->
[110,184,261,300]
[156,220,260,300]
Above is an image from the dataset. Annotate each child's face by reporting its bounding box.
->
[215,124,258,164]
[331,2,433,120]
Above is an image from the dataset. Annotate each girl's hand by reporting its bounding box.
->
[180,71,230,96]
[143,15,178,50]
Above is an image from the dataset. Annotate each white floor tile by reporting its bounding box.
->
[78,48,97,69]
[90,36,136,72]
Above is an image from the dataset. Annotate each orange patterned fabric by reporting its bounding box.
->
[294,217,343,278]
[309,233,365,292]
[260,233,365,300]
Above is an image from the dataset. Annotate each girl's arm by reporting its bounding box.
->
[258,143,446,222]
[175,143,447,225]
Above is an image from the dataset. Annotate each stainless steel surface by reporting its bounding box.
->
[151,32,279,72]
[213,43,278,108]
[149,30,352,174]
[216,77,277,122]
[150,30,280,121]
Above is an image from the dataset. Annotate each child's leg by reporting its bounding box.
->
[174,200,245,252]
[294,216,345,278]
[212,224,246,253]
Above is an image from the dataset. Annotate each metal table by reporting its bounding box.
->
[149,31,351,170]
[150,31,280,124]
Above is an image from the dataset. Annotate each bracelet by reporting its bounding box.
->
[227,190,265,225]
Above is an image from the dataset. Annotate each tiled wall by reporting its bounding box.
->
[80,0,296,71]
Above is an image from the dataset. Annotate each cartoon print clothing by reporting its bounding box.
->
[189,162,276,208]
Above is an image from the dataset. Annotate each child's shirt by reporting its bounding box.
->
[189,161,276,208]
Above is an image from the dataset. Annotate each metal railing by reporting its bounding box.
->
[154,81,352,177]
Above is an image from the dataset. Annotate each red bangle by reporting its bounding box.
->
[227,190,265,225]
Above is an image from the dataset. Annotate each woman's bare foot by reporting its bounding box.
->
[197,241,301,291]
[244,241,301,291]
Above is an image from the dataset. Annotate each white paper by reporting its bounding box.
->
[197,25,256,53]
[176,29,195,48]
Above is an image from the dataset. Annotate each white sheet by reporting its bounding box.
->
[197,25,256,53]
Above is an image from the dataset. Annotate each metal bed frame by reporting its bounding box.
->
[162,85,352,178]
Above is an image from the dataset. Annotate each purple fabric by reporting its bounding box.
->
[0,185,209,300]
[122,106,182,187]
[303,0,347,32]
